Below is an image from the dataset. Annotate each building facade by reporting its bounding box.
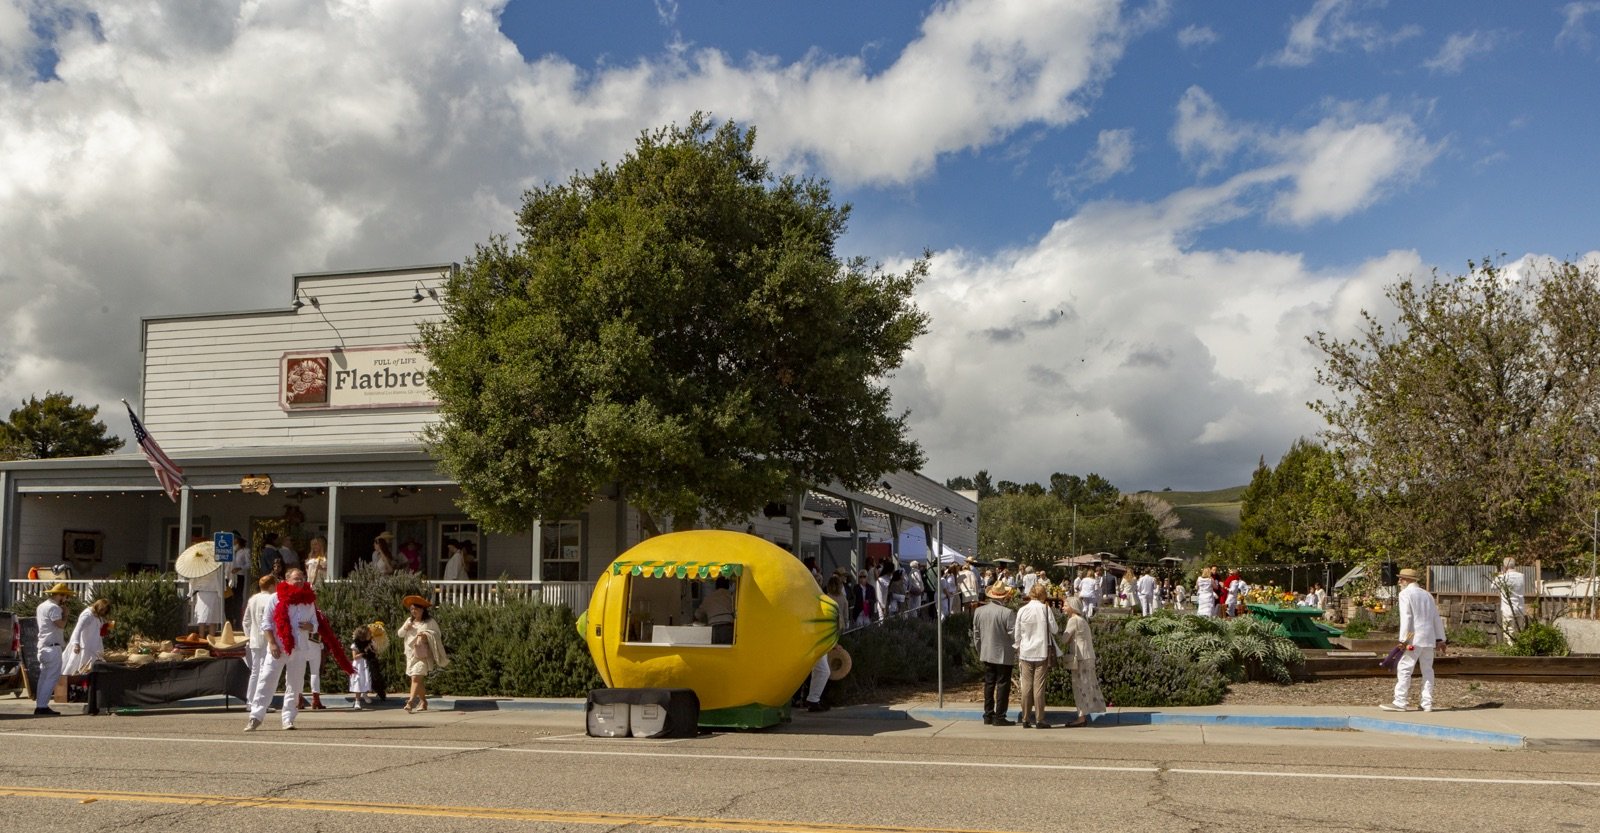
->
[0,265,977,603]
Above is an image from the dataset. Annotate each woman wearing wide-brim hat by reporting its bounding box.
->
[397,595,448,712]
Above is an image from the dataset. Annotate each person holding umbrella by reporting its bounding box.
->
[175,540,227,640]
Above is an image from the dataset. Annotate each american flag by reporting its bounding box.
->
[125,402,184,502]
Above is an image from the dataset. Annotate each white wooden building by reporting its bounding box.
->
[0,264,977,605]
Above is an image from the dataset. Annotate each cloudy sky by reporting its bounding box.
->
[3,1,1598,492]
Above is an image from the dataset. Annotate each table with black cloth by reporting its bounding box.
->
[85,657,250,715]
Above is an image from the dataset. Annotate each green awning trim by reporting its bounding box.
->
[610,560,744,579]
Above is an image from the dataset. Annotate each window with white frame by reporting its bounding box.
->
[540,519,583,581]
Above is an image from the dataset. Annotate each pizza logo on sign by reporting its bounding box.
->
[284,357,330,406]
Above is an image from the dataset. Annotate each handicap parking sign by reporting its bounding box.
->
[213,531,236,563]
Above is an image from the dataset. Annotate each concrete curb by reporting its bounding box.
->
[869,705,1526,747]
[87,695,1528,746]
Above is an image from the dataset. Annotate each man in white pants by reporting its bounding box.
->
[33,583,75,716]
[241,574,278,714]
[1136,570,1158,616]
[1075,570,1099,618]
[1382,568,1447,713]
[246,568,335,731]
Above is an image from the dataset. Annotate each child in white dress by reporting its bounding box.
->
[348,625,376,709]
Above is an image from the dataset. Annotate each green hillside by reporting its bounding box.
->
[1134,487,1244,558]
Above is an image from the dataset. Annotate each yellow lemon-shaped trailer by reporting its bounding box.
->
[577,530,839,728]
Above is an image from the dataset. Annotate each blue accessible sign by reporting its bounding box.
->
[213,531,236,563]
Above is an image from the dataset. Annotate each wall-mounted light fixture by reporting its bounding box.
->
[294,287,344,348]
[412,281,439,303]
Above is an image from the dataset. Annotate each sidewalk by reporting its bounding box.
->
[5,694,1595,749]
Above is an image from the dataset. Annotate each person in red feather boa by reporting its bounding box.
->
[243,567,353,732]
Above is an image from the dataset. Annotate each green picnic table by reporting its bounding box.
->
[1245,603,1343,649]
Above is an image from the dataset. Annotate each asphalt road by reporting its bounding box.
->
[0,705,1596,832]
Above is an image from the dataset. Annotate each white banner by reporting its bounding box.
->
[281,346,436,410]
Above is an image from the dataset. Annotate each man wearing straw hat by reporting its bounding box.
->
[1381,568,1447,713]
[33,583,75,716]
[972,581,1018,725]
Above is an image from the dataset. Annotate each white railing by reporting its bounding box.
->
[428,580,594,609]
[8,578,190,601]
[6,577,592,610]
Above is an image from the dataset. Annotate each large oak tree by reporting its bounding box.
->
[1310,258,1600,569]
[420,116,929,533]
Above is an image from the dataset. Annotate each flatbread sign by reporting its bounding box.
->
[280,346,436,411]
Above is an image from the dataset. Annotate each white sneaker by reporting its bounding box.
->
[283,722,296,731]
[1422,705,1433,712]
[1378,703,1407,712]
[243,718,261,733]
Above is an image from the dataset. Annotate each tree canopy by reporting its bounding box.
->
[420,115,929,533]
[1310,258,1600,568]
[970,470,1172,568]
[0,392,124,460]
[1215,439,1355,566]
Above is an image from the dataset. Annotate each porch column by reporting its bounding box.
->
[326,485,341,577]
[178,485,193,557]
[0,472,13,604]
[845,499,863,572]
[529,519,543,582]
[789,488,804,556]
[889,514,901,560]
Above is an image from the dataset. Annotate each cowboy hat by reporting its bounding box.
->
[186,648,212,661]
[985,583,1013,600]
[43,582,77,596]
[826,645,852,681]
[375,531,395,541]
[173,541,223,579]
[1397,568,1423,583]
[401,594,432,609]
[206,622,248,650]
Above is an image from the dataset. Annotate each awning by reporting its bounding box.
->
[610,560,745,579]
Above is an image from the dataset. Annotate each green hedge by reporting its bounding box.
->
[9,573,186,649]
[1045,619,1227,708]
[429,601,602,697]
[314,569,602,697]
[1500,621,1570,657]
[827,613,975,704]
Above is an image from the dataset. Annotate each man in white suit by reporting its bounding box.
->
[1382,568,1447,713]
[1136,569,1158,616]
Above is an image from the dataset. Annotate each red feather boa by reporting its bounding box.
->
[271,581,354,675]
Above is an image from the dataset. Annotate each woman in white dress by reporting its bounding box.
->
[304,536,329,584]
[371,532,397,575]
[66,598,112,675]
[1195,567,1218,617]
[398,594,448,712]
[1059,600,1105,727]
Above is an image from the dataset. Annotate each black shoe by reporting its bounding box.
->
[992,717,1016,726]
[1021,721,1034,728]
[806,701,829,712]
[1035,722,1053,729]
[33,707,60,716]
[982,715,994,724]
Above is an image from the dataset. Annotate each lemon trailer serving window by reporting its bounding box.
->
[614,561,743,646]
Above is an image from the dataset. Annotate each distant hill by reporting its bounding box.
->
[1134,486,1244,559]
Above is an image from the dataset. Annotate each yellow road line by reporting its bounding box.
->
[0,785,1021,833]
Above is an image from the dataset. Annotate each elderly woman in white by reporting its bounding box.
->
[1058,600,1106,727]
[1012,583,1060,729]
[67,598,113,675]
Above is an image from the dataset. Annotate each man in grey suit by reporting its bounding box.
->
[972,582,1019,726]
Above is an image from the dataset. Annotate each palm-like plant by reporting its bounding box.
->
[1125,610,1303,684]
